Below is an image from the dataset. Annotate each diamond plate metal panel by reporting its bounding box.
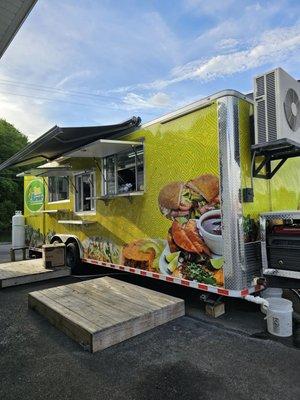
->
[218,96,247,290]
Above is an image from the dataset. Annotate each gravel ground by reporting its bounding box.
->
[0,277,299,400]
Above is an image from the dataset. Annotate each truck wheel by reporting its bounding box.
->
[52,240,62,245]
[66,242,81,273]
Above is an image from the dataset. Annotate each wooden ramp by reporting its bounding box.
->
[0,259,70,288]
[28,277,185,352]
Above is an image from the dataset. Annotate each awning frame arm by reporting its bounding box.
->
[65,176,78,194]
[131,144,143,164]
[94,158,106,183]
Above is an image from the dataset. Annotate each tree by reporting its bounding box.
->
[0,119,29,232]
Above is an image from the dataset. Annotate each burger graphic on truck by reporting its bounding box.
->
[121,173,224,286]
[158,174,220,220]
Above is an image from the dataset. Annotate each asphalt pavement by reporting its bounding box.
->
[0,243,299,399]
[0,242,27,263]
[0,275,299,400]
[0,243,12,263]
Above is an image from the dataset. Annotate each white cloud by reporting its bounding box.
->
[0,92,53,141]
[217,38,239,50]
[0,0,299,135]
[182,25,300,81]
[122,92,171,110]
[185,1,291,62]
[246,2,263,12]
[149,93,171,107]
[55,70,92,88]
[184,0,235,15]
[0,1,182,132]
[118,24,300,91]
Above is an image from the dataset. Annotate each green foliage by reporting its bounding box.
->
[0,201,18,231]
[0,119,29,232]
[185,262,217,285]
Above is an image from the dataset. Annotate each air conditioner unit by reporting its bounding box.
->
[254,68,300,145]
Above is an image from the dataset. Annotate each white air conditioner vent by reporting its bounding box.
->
[256,75,265,97]
[256,100,266,143]
[254,68,300,145]
[266,71,277,141]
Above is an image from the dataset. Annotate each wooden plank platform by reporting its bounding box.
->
[28,277,185,352]
[0,259,70,288]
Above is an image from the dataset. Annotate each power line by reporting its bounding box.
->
[0,89,113,107]
[0,79,169,115]
[0,89,160,115]
[0,78,126,102]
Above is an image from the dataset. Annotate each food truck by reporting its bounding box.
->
[1,67,300,298]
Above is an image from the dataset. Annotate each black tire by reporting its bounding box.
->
[66,242,81,273]
[283,289,300,313]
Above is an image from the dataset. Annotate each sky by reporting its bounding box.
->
[0,0,300,141]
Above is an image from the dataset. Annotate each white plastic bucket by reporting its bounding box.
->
[265,298,293,337]
[261,287,283,299]
[260,288,283,313]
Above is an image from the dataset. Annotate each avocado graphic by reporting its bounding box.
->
[140,240,164,255]
[210,257,224,269]
[165,251,181,263]
[167,254,180,273]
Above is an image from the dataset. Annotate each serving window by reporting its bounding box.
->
[74,171,95,212]
[48,176,69,202]
[102,145,144,196]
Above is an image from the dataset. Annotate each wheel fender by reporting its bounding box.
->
[50,234,83,258]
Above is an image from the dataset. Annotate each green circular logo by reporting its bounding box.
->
[25,180,44,212]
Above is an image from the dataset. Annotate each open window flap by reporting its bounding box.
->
[65,139,143,159]
[16,160,76,177]
[16,167,78,177]
[36,160,68,168]
[0,116,141,171]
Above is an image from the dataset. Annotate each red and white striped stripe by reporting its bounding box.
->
[81,257,262,298]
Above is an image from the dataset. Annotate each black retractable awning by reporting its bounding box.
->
[0,116,141,171]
